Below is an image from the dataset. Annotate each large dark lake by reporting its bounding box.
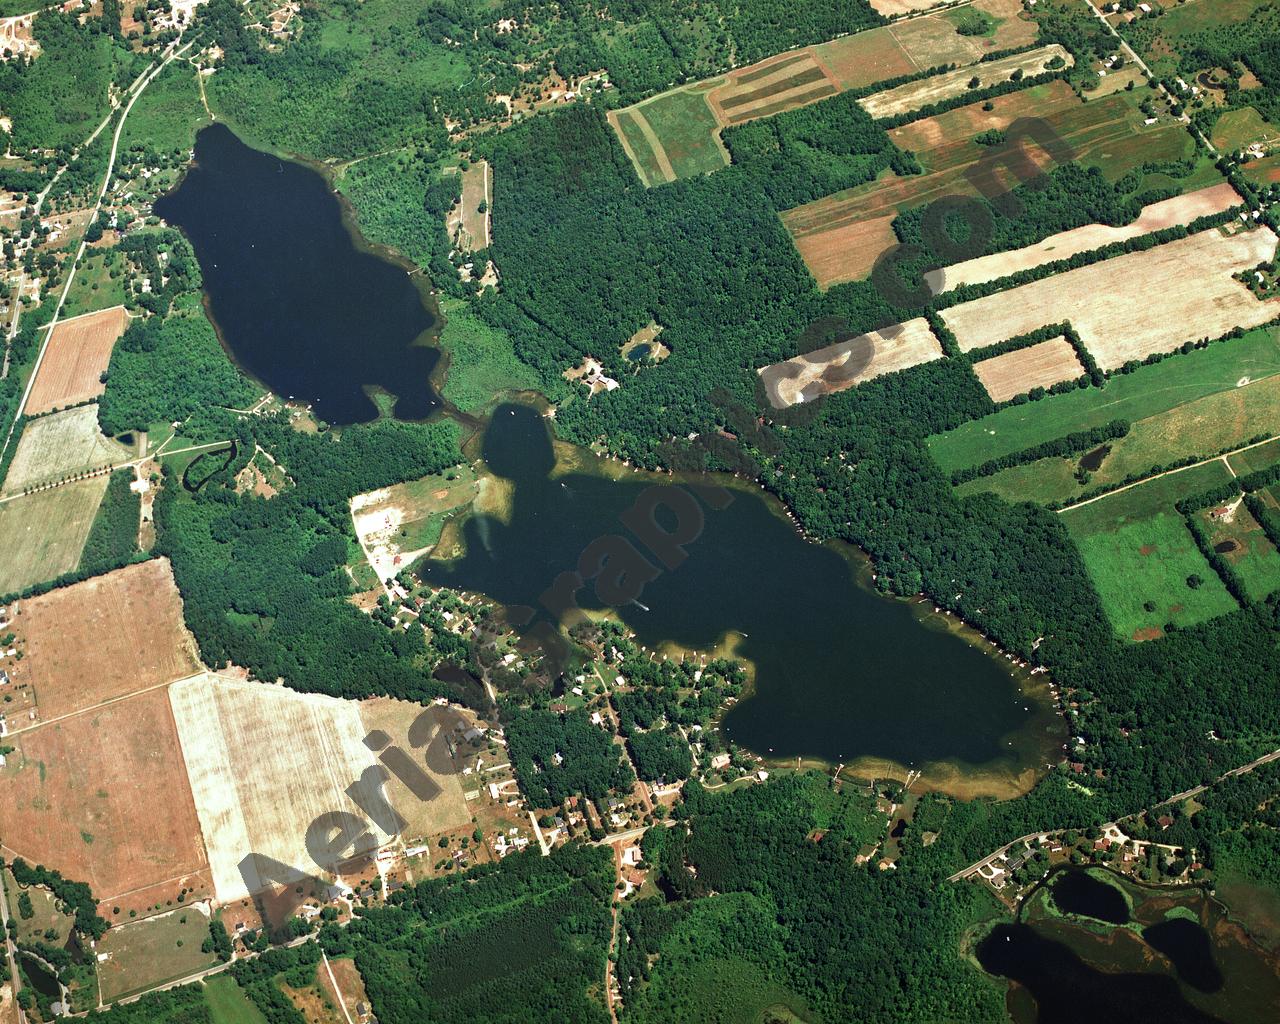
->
[155,123,440,425]
[421,404,1061,781]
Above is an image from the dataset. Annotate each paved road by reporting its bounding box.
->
[949,743,1280,882]
[0,39,192,468]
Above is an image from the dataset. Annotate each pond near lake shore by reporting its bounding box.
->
[155,123,441,426]
[420,404,1063,791]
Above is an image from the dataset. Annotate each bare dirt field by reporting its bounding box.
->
[972,336,1085,402]
[941,226,1280,368]
[351,465,479,580]
[3,403,132,494]
[790,213,899,290]
[859,45,1072,120]
[759,317,943,407]
[928,182,1242,292]
[0,684,212,915]
[0,477,108,595]
[783,83,1190,283]
[169,676,469,904]
[708,52,840,126]
[2,558,200,724]
[24,306,128,417]
[321,957,371,1023]
[357,698,474,845]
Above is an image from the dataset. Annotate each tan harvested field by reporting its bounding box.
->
[0,684,212,914]
[790,213,899,289]
[759,317,943,407]
[941,226,1280,368]
[3,403,132,494]
[456,160,490,252]
[706,50,840,127]
[321,957,371,1024]
[859,45,1072,120]
[0,477,108,594]
[24,306,128,416]
[357,698,473,845]
[170,676,469,903]
[783,82,1193,285]
[927,182,1243,292]
[3,558,200,724]
[973,337,1085,402]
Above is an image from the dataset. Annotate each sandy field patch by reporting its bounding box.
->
[3,403,132,494]
[941,226,1280,368]
[455,160,490,252]
[170,676,470,904]
[759,317,943,407]
[0,477,108,594]
[790,213,899,289]
[871,0,948,13]
[927,182,1242,292]
[972,336,1085,402]
[357,698,474,845]
[890,0,1037,69]
[24,306,128,417]
[0,685,211,914]
[859,45,1072,119]
[351,466,479,580]
[321,957,371,1023]
[2,558,200,724]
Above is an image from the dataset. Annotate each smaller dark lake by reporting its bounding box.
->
[977,924,1227,1024]
[1143,919,1224,993]
[1079,445,1110,473]
[155,123,441,426]
[1214,540,1237,554]
[182,441,239,493]
[20,954,59,999]
[1050,870,1130,924]
[625,343,652,362]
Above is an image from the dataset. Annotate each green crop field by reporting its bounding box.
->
[1201,504,1280,601]
[640,88,730,179]
[1061,463,1239,639]
[959,374,1280,507]
[203,975,268,1024]
[930,329,1280,475]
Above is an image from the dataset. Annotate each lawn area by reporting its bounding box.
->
[97,907,221,1002]
[638,87,729,179]
[1229,437,1280,475]
[959,374,1280,506]
[1061,463,1239,640]
[930,328,1280,475]
[6,871,74,948]
[203,975,268,1024]
[1200,503,1280,601]
[438,298,543,413]
[61,250,127,320]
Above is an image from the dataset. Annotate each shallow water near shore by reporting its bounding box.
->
[422,404,1064,790]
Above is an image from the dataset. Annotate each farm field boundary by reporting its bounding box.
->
[22,305,128,416]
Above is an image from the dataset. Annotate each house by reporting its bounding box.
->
[710,752,731,770]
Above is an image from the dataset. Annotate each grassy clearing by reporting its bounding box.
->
[961,375,1280,506]
[97,908,220,1002]
[930,329,1280,474]
[7,870,74,948]
[119,62,210,156]
[614,109,668,186]
[203,975,268,1024]
[639,88,729,179]
[0,477,109,594]
[1060,464,1239,638]
[1212,107,1280,151]
[1201,504,1280,601]
[1229,437,1280,475]
[438,298,543,413]
[1067,510,1238,640]
[61,250,127,320]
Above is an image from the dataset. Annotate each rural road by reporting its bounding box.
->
[948,742,1280,882]
[1055,433,1280,513]
[0,867,28,1024]
[1082,0,1219,157]
[0,38,192,468]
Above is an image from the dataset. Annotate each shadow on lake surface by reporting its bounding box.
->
[155,123,441,426]
[420,404,1061,781]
